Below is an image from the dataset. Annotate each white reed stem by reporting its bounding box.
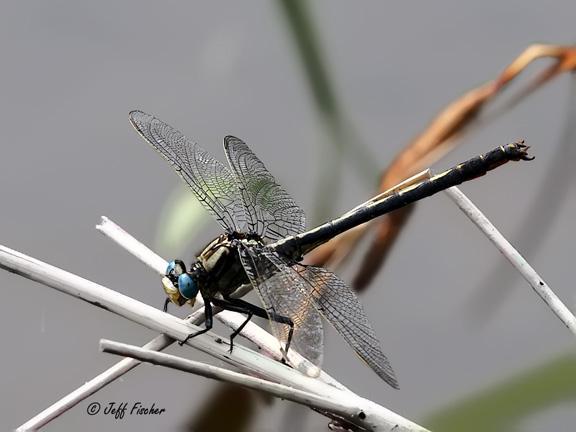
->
[97,216,167,275]
[18,297,249,431]
[445,186,576,335]
[16,334,173,431]
[0,244,427,432]
[100,339,361,420]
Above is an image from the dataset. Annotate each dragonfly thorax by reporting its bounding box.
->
[195,233,261,298]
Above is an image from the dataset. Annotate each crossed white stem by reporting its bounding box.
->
[100,339,365,420]
[8,219,426,432]
[444,187,576,334]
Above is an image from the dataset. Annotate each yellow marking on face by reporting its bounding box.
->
[162,276,183,306]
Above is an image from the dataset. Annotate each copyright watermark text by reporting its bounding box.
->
[86,402,166,419]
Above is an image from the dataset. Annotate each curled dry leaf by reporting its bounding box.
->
[305,44,576,291]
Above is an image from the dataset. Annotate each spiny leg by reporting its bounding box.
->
[229,313,253,351]
[211,298,254,353]
[216,297,294,357]
[179,297,213,346]
[163,297,171,313]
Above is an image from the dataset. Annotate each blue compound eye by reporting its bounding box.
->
[166,260,176,276]
[177,273,199,300]
[166,260,186,277]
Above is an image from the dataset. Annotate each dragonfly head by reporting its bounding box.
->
[163,259,199,307]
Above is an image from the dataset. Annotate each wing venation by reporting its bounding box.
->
[129,111,246,232]
[296,265,399,388]
[224,136,305,242]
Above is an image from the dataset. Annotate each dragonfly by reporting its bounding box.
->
[129,110,532,389]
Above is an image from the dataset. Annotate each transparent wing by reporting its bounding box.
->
[130,111,246,232]
[237,243,323,368]
[295,265,398,388]
[224,136,305,242]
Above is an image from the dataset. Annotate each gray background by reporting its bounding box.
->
[1,1,575,431]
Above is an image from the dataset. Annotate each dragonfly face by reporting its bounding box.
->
[163,259,198,306]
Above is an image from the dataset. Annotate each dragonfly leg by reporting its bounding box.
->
[228,312,253,353]
[211,297,255,353]
[283,325,294,359]
[163,297,171,313]
[217,297,295,358]
[179,299,213,346]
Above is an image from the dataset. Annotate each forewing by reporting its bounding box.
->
[237,243,323,367]
[130,111,245,232]
[295,265,399,388]
[224,136,305,242]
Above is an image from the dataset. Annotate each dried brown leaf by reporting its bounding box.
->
[305,44,576,291]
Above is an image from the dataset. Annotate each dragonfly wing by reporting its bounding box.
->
[224,136,305,242]
[295,265,399,388]
[130,111,246,232]
[237,243,323,368]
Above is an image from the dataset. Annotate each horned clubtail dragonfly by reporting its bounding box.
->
[130,110,531,389]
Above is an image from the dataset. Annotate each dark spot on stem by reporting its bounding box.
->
[91,301,110,312]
